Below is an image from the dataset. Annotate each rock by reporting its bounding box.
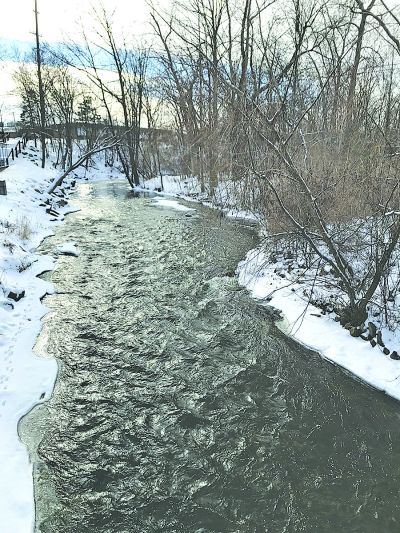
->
[368,322,377,338]
[56,243,79,257]
[71,180,76,187]
[46,207,59,217]
[57,199,68,207]
[58,249,77,256]
[257,304,282,320]
[390,351,400,360]
[8,289,25,302]
[383,347,390,355]
[350,327,362,337]
[377,331,384,347]
[370,339,377,347]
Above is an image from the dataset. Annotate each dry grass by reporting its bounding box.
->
[16,217,33,241]
[1,217,34,242]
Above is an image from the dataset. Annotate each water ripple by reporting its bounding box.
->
[19,182,400,533]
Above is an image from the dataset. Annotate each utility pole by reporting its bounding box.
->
[34,0,46,168]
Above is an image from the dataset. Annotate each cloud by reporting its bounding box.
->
[2,0,166,45]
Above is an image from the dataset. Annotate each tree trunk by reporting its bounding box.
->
[34,0,46,168]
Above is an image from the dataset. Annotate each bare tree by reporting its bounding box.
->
[34,0,46,168]
[150,0,400,329]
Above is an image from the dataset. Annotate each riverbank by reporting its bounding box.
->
[237,249,400,401]
[0,145,123,531]
[141,174,400,403]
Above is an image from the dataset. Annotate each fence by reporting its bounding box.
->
[0,136,29,170]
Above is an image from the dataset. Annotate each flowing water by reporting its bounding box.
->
[21,181,400,533]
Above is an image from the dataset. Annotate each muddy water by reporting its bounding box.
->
[21,181,400,532]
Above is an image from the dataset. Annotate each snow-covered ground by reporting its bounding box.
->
[152,196,195,212]
[0,147,62,531]
[141,174,260,221]
[237,248,400,401]
[0,144,121,531]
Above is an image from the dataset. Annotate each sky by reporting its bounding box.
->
[2,0,169,45]
[0,0,171,122]
[2,0,400,122]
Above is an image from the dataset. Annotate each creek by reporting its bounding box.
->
[21,181,400,533]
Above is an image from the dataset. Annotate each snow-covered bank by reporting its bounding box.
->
[237,248,400,402]
[0,145,120,531]
[152,196,195,212]
[140,175,260,221]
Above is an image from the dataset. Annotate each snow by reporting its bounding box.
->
[142,174,201,196]
[0,144,112,532]
[0,150,61,531]
[141,175,260,221]
[222,209,259,221]
[151,196,195,212]
[237,248,400,402]
[0,255,57,533]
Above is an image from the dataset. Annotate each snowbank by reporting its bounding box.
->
[237,248,400,402]
[151,196,195,212]
[141,175,260,221]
